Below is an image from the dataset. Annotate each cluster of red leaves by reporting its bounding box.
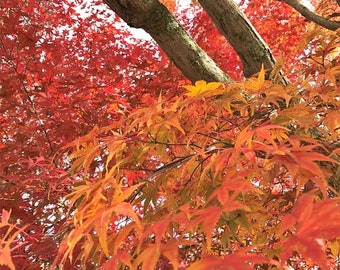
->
[0,0,185,267]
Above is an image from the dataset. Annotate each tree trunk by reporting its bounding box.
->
[103,0,232,83]
[198,0,277,78]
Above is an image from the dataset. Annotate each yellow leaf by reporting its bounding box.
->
[244,64,266,92]
[244,78,260,92]
[324,110,340,140]
[328,239,340,258]
[258,64,265,86]
[69,143,101,173]
[270,128,289,142]
[184,80,224,97]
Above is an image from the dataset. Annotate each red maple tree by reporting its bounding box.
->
[0,0,339,269]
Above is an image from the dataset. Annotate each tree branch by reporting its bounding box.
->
[198,0,277,78]
[282,0,340,31]
[103,0,232,83]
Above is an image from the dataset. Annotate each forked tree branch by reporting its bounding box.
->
[103,0,232,83]
[282,0,340,31]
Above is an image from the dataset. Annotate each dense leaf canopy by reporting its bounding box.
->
[0,0,339,269]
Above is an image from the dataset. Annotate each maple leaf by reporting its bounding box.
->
[133,244,161,270]
[0,209,11,225]
[279,192,340,268]
[160,240,181,270]
[93,207,114,256]
[0,210,27,270]
[184,80,224,98]
[191,207,222,251]
[272,149,337,196]
[244,64,266,92]
[113,202,143,232]
[0,246,15,270]
[280,236,329,269]
[101,250,133,270]
[187,252,268,270]
[323,110,340,140]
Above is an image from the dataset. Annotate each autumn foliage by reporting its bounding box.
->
[1,0,340,269]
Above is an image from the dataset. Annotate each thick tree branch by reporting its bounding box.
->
[103,0,232,83]
[282,0,340,31]
[198,0,278,79]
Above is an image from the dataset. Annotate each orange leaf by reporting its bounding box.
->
[161,240,180,270]
[113,223,135,255]
[192,207,222,251]
[280,236,328,269]
[113,202,142,233]
[134,244,161,270]
[188,253,267,270]
[0,209,11,225]
[142,218,171,245]
[0,246,15,270]
[165,117,186,135]
[94,207,113,256]
[244,64,266,92]
[101,250,132,270]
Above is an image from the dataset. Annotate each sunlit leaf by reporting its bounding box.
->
[184,80,224,97]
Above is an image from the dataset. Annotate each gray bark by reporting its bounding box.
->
[103,0,232,83]
[198,0,277,78]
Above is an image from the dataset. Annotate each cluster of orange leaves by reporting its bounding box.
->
[1,28,339,270]
[33,29,339,269]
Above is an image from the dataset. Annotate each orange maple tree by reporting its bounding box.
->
[0,0,339,269]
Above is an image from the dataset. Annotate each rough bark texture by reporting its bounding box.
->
[283,0,340,31]
[103,0,232,83]
[198,0,277,78]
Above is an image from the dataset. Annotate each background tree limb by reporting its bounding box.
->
[283,0,340,31]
